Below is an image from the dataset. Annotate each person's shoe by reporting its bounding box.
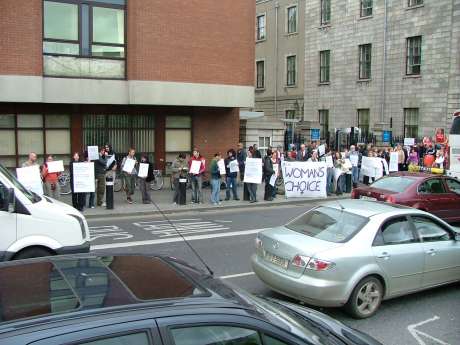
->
[234,198,240,201]
[127,197,133,204]
[249,200,256,203]
[225,197,230,201]
[90,206,95,209]
[218,202,222,205]
[267,197,273,201]
[102,202,106,207]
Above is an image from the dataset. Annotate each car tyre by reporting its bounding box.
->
[13,247,54,260]
[345,276,383,319]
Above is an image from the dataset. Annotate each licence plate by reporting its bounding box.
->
[360,196,377,201]
[264,251,288,269]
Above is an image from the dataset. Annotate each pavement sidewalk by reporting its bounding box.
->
[58,184,349,219]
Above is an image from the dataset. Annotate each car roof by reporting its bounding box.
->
[322,199,412,217]
[0,254,259,330]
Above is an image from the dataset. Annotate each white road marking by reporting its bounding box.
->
[407,316,450,345]
[91,228,269,250]
[89,226,133,242]
[219,272,255,279]
[133,219,231,238]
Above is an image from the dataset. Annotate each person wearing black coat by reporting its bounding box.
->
[69,152,86,211]
[138,154,153,204]
[263,149,275,201]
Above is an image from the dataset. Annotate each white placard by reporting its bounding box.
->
[404,138,415,146]
[189,160,202,175]
[273,163,279,177]
[106,155,116,169]
[325,155,334,168]
[16,165,43,195]
[389,152,399,172]
[361,157,383,178]
[243,158,263,184]
[269,174,277,187]
[72,162,95,193]
[350,154,359,167]
[47,160,64,173]
[281,161,327,198]
[343,159,352,170]
[382,158,389,175]
[87,146,99,161]
[138,163,149,178]
[318,144,326,157]
[229,160,239,173]
[217,159,226,175]
[122,157,136,174]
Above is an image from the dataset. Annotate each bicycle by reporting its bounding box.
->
[59,171,72,195]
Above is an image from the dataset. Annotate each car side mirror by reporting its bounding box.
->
[2,188,15,213]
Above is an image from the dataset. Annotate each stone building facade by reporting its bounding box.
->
[303,0,460,142]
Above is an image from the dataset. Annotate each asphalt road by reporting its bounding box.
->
[88,203,460,345]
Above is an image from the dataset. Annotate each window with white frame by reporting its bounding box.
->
[360,0,373,17]
[256,60,265,89]
[286,55,296,86]
[404,108,419,138]
[256,14,266,41]
[359,44,372,79]
[258,136,271,157]
[406,36,422,75]
[408,0,423,7]
[287,5,297,34]
[320,0,331,25]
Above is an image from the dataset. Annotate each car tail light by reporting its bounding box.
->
[385,195,396,203]
[291,255,311,268]
[351,189,359,199]
[306,258,334,271]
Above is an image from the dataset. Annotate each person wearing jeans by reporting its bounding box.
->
[224,149,239,201]
[245,149,258,203]
[209,153,222,205]
[349,146,360,188]
[188,148,206,203]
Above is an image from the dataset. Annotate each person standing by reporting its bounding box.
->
[334,152,346,195]
[22,152,38,167]
[41,155,61,200]
[407,147,419,167]
[224,149,239,201]
[121,148,137,204]
[94,147,108,207]
[296,144,308,161]
[188,148,205,204]
[138,154,153,204]
[210,153,222,205]
[263,149,275,201]
[349,145,360,188]
[236,143,247,182]
[172,153,188,204]
[245,148,258,203]
[253,144,262,159]
[69,152,85,211]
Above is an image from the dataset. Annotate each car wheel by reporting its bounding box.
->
[13,247,54,260]
[345,276,383,319]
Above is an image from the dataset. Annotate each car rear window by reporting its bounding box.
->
[370,176,415,193]
[285,207,368,243]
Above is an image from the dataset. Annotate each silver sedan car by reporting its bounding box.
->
[251,199,460,318]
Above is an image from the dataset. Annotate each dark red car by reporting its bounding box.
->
[351,172,460,223]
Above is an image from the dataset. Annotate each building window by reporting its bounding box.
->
[406,36,422,76]
[321,0,331,25]
[256,60,265,89]
[43,0,126,79]
[404,108,419,138]
[285,110,296,134]
[319,50,330,83]
[258,136,271,157]
[286,55,296,86]
[256,14,266,41]
[287,5,298,34]
[359,44,372,79]
[360,0,373,17]
[165,116,192,164]
[408,0,423,7]
[357,109,370,134]
[319,110,329,140]
[83,114,155,163]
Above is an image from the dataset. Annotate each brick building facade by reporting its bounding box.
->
[0,0,254,170]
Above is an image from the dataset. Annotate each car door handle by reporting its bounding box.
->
[377,252,390,259]
[426,249,436,256]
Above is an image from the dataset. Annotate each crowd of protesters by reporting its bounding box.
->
[18,132,449,211]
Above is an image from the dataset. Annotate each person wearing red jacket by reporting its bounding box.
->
[42,155,61,200]
[188,148,206,204]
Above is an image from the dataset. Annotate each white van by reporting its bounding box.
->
[0,163,90,260]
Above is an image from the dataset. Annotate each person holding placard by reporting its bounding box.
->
[224,149,239,201]
[121,148,138,204]
[236,143,247,182]
[41,155,61,200]
[188,148,205,204]
[263,149,275,201]
[245,148,259,203]
[209,153,223,205]
[349,145,360,188]
[69,152,86,211]
[172,153,188,205]
[138,154,153,204]
[94,147,108,207]
[22,152,38,168]
[334,152,347,195]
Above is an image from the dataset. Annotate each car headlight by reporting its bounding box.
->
[68,214,86,240]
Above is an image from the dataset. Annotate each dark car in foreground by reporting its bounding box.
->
[0,254,382,345]
[351,172,460,223]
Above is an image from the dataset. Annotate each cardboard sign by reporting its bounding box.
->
[138,163,149,178]
[269,174,277,187]
[47,160,64,173]
[281,161,327,198]
[217,159,226,175]
[87,146,99,161]
[122,157,136,174]
[243,158,263,184]
[106,155,116,169]
[72,162,95,193]
[325,155,334,168]
[404,138,415,147]
[350,154,359,167]
[229,160,239,173]
[318,144,326,157]
[16,165,43,195]
[389,152,399,172]
[273,163,279,177]
[189,160,202,175]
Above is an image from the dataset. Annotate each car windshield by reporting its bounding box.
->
[0,164,38,203]
[370,176,415,193]
[285,207,368,243]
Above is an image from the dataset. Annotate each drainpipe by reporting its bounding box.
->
[274,2,279,123]
[380,0,388,125]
